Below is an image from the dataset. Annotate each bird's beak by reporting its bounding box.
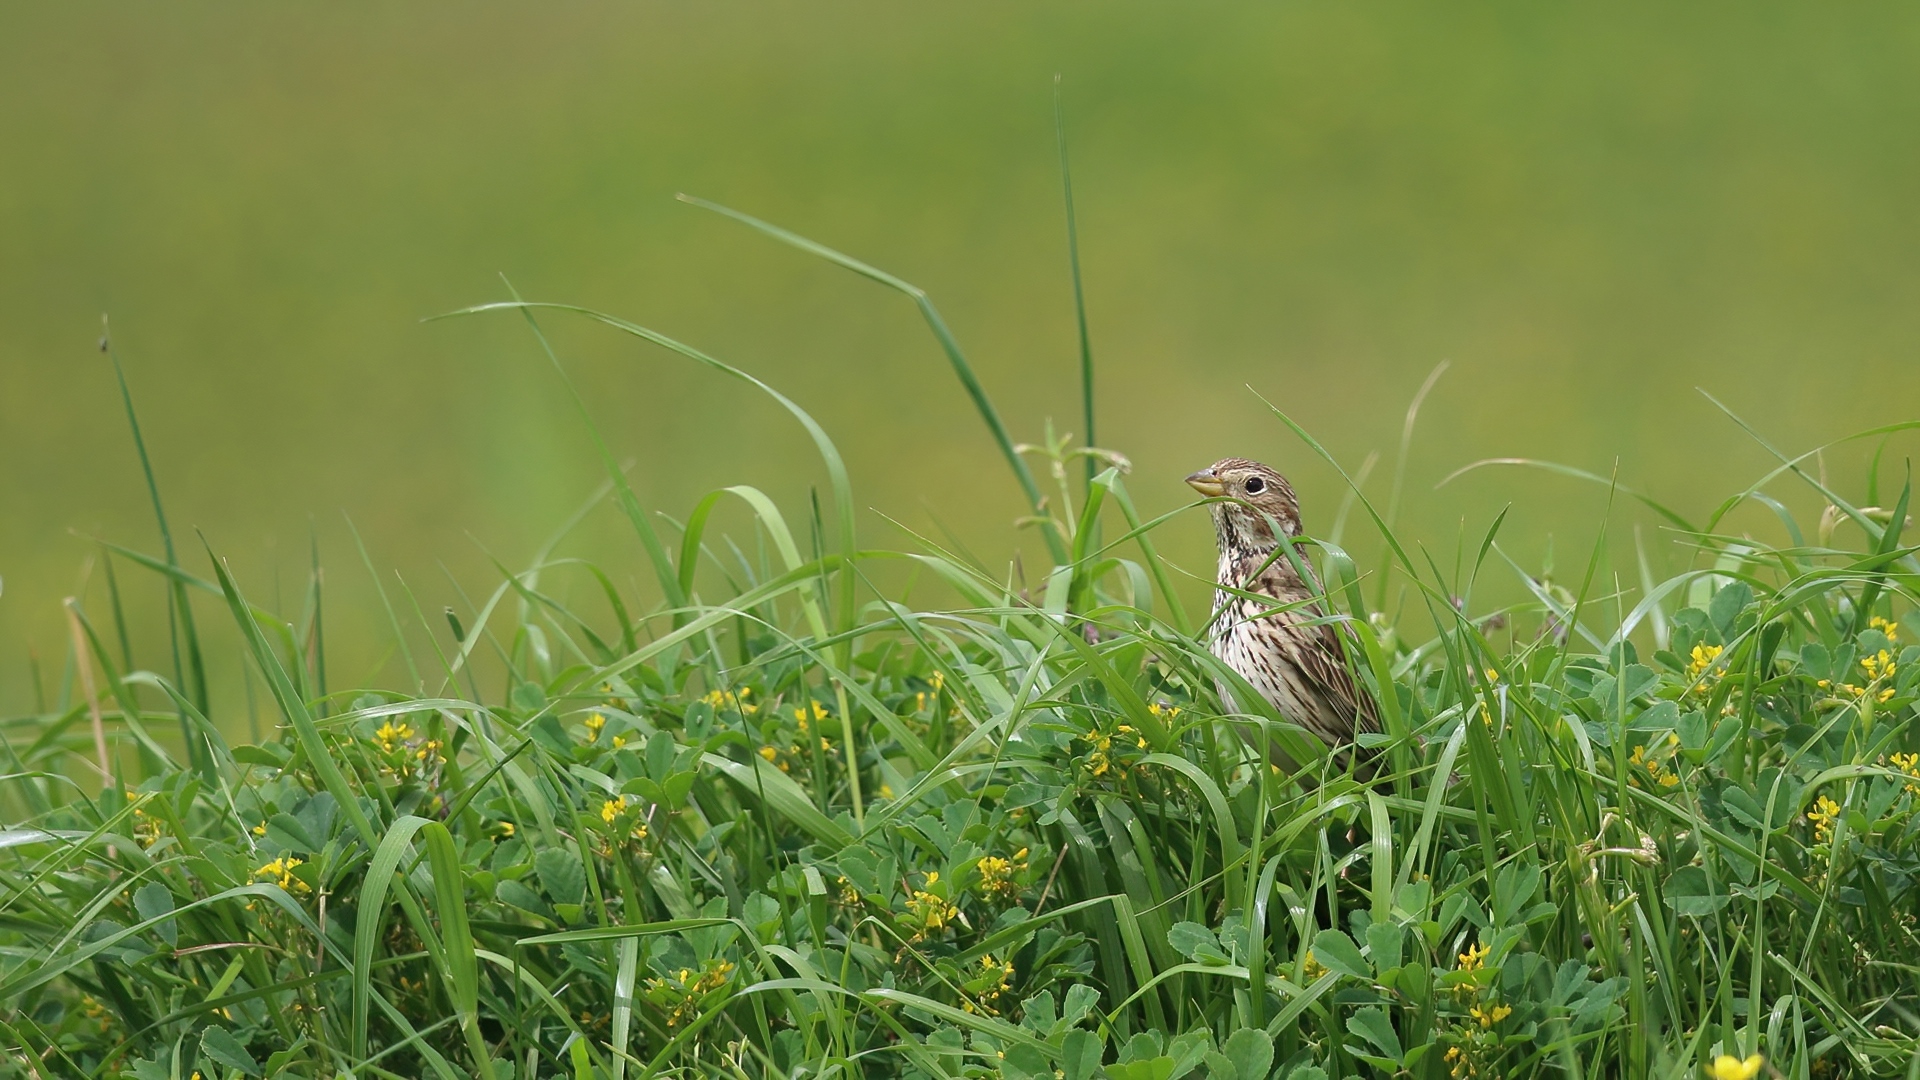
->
[1185,469,1226,498]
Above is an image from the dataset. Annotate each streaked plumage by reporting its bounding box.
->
[1187,458,1379,774]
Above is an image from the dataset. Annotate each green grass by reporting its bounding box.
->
[3,204,1919,1080]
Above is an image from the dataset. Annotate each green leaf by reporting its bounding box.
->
[1345,1006,1402,1062]
[133,882,176,948]
[537,848,587,907]
[1309,929,1369,981]
[199,1027,261,1076]
[1167,922,1228,964]
[1107,1058,1174,1080]
[1220,1029,1273,1080]
[1663,866,1730,917]
[1061,1029,1103,1080]
[1365,922,1401,973]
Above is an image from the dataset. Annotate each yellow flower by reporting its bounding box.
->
[583,713,606,740]
[255,856,309,894]
[1807,795,1840,843]
[1470,1003,1512,1027]
[980,953,1014,994]
[1894,752,1920,796]
[1686,643,1724,687]
[758,745,778,763]
[976,853,1026,899]
[611,735,627,750]
[905,871,958,936]
[251,822,267,837]
[700,687,756,715]
[1457,942,1490,972]
[1147,701,1181,721]
[493,821,516,839]
[1705,1054,1763,1080]
[1301,950,1328,980]
[374,720,415,753]
[928,671,945,691]
[1870,615,1900,643]
[1484,668,1500,682]
[1862,650,1896,682]
[794,701,829,732]
[601,798,624,826]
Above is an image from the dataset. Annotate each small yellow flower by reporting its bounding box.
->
[1686,643,1724,687]
[700,687,756,715]
[1861,650,1896,682]
[1705,1054,1764,1080]
[251,822,267,837]
[493,821,516,839]
[611,735,627,750]
[928,671,945,691]
[1470,1003,1512,1027]
[1081,728,1115,776]
[1484,668,1500,682]
[583,713,606,741]
[1457,942,1490,972]
[976,853,1026,900]
[980,953,1014,993]
[374,720,415,753]
[1300,950,1328,980]
[601,798,624,826]
[1807,795,1841,843]
[1870,615,1900,643]
[905,874,959,936]
[1892,752,1920,796]
[1147,701,1181,721]
[758,745,778,763]
[794,701,829,731]
[255,856,309,894]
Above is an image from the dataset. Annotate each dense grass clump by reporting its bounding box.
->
[3,203,1919,1080]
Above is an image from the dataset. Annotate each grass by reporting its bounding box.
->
[3,198,1919,1080]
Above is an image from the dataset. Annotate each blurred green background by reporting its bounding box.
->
[5,2,1920,717]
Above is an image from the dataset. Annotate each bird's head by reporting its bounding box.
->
[1186,458,1302,556]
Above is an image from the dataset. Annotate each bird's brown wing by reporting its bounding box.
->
[1298,618,1381,736]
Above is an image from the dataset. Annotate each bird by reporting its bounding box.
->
[1186,458,1380,776]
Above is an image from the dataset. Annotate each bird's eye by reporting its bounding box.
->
[1243,476,1265,495]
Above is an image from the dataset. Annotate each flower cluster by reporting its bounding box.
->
[131,806,164,849]
[374,720,414,753]
[973,848,1028,900]
[644,959,735,1028]
[255,856,309,894]
[1078,722,1146,778]
[599,795,651,842]
[1889,752,1920,797]
[962,954,1016,1014]
[1817,649,1898,704]
[1870,615,1901,643]
[1686,643,1724,689]
[371,718,442,778]
[1443,941,1510,1078]
[1629,737,1682,789]
[701,686,757,715]
[1807,795,1841,844]
[904,871,959,938]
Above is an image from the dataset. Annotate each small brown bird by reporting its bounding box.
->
[1187,458,1379,773]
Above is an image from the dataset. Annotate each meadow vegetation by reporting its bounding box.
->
[2,202,1918,1079]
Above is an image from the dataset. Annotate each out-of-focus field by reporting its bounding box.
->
[4,2,1919,716]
